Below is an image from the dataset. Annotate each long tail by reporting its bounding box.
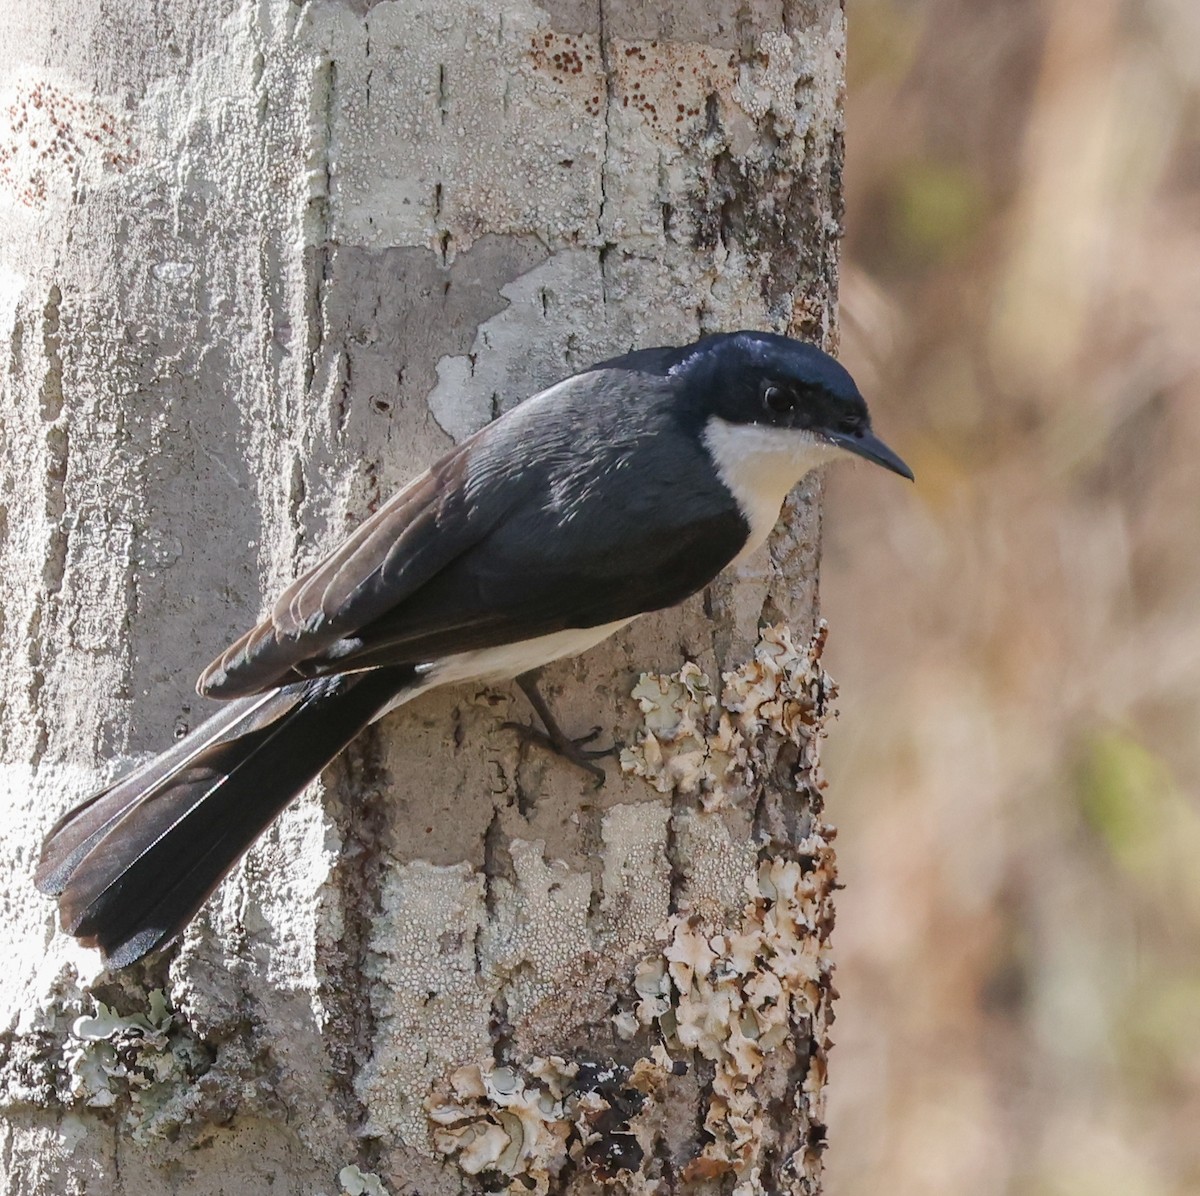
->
[36,667,414,969]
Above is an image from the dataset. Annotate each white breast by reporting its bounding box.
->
[372,619,635,720]
[703,418,838,562]
[428,619,635,686]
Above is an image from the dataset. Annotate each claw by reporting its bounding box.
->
[502,721,609,785]
[504,672,618,786]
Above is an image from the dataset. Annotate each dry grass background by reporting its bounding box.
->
[822,1,1200,1192]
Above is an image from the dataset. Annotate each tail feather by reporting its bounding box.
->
[37,668,412,968]
[36,689,289,899]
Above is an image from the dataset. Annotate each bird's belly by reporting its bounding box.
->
[429,618,636,687]
[369,619,635,721]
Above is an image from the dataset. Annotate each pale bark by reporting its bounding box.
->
[0,1,845,1193]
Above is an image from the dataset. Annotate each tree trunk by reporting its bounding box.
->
[0,1,845,1193]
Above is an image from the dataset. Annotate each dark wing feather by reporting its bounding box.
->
[199,368,749,695]
[199,439,510,697]
[312,507,748,674]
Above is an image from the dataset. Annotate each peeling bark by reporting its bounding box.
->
[0,0,845,1192]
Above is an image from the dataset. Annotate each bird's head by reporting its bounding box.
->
[674,330,913,482]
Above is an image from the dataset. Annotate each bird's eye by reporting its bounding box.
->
[763,385,795,415]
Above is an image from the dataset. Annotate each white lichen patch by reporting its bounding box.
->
[730,29,842,151]
[361,845,599,1147]
[621,622,837,811]
[356,861,491,1144]
[427,1058,578,1190]
[425,625,838,1191]
[672,810,761,921]
[63,989,211,1138]
[428,841,837,1193]
[0,75,139,210]
[722,621,837,759]
[477,839,593,1026]
[619,662,739,802]
[614,623,839,1192]
[429,1054,670,1192]
[338,1164,391,1196]
[632,850,838,1192]
[598,802,672,941]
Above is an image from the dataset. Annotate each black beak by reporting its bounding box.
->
[826,428,914,481]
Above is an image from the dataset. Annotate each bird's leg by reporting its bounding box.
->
[503,670,616,785]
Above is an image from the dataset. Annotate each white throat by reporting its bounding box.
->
[703,418,840,561]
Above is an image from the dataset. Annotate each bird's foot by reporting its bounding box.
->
[501,720,614,785]
[506,671,619,786]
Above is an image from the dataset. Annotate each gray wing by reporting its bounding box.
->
[198,370,749,698]
[197,439,501,697]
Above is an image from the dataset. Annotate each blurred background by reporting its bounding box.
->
[823,0,1200,1192]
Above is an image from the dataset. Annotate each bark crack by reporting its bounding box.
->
[305,58,337,400]
[595,0,617,306]
[39,285,63,422]
[322,724,391,1170]
[29,414,70,765]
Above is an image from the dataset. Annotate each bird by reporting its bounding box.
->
[36,330,912,969]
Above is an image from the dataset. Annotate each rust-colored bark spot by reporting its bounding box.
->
[0,80,138,208]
